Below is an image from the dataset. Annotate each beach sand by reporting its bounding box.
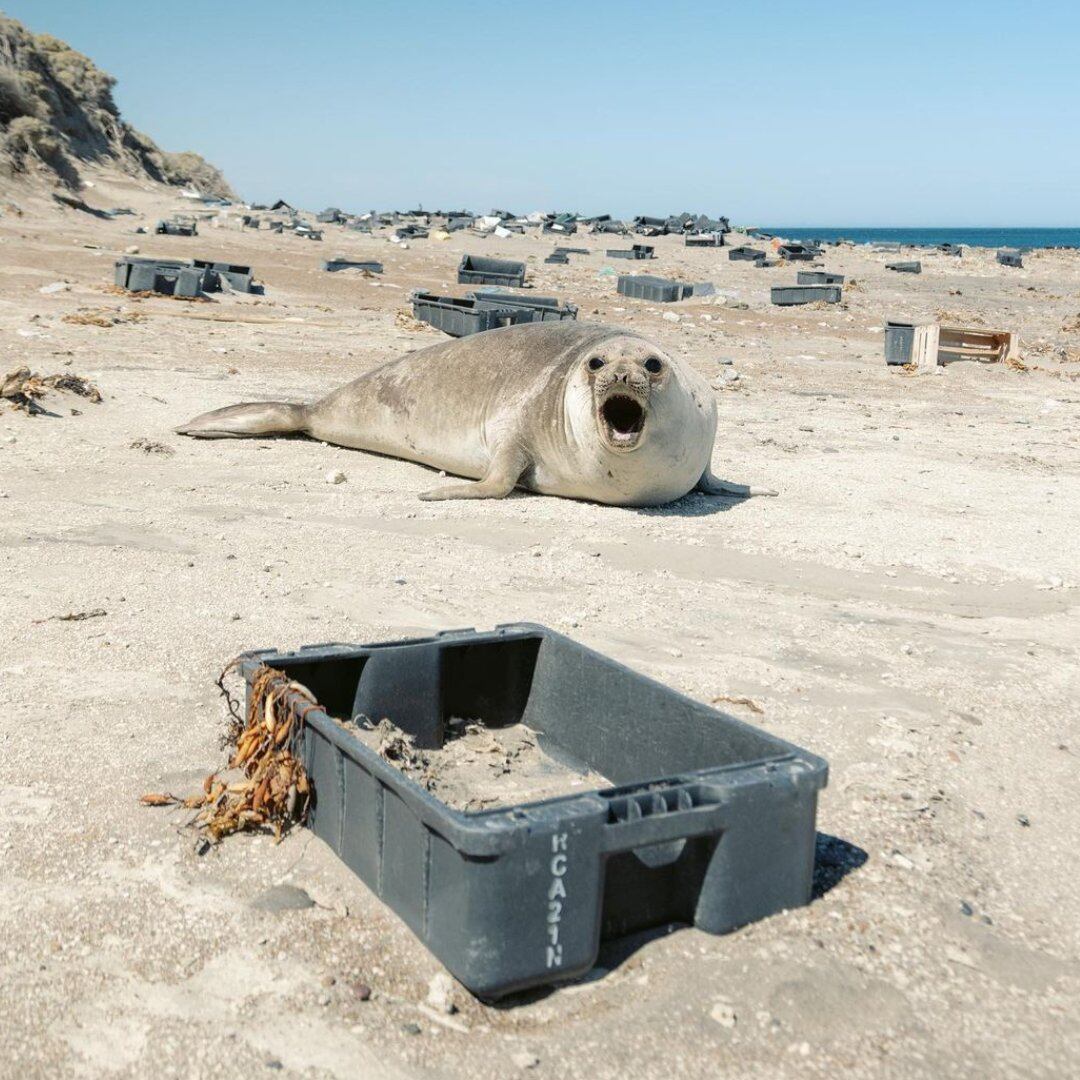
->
[1,169,1078,1078]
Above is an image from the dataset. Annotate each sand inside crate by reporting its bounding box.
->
[350,715,609,812]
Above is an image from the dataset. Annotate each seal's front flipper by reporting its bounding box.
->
[176,402,308,439]
[696,470,778,498]
[418,445,526,501]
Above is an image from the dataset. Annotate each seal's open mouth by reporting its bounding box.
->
[599,393,646,449]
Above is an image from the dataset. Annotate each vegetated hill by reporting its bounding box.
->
[0,12,234,198]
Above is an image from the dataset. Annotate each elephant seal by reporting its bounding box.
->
[177,321,774,505]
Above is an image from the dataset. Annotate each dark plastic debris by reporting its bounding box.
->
[321,259,384,273]
[242,624,827,999]
[728,246,764,261]
[996,249,1023,268]
[617,275,696,302]
[886,261,922,274]
[797,271,845,285]
[458,255,527,288]
[771,284,842,306]
[605,244,655,260]
[777,244,815,262]
[411,290,577,336]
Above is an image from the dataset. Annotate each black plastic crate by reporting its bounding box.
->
[886,261,921,274]
[884,320,917,365]
[728,246,763,261]
[778,244,815,261]
[797,271,845,285]
[458,255,526,287]
[192,259,255,292]
[242,624,827,999]
[545,252,570,264]
[997,249,1023,268]
[470,290,578,324]
[685,233,724,247]
[321,259,384,274]
[605,244,655,260]
[410,291,517,337]
[114,257,202,297]
[771,284,842,306]
[617,274,695,302]
[154,220,197,237]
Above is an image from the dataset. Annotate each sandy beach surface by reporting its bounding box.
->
[2,171,1078,1079]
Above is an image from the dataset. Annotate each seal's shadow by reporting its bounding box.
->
[633,491,750,517]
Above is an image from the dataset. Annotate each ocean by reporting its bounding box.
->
[756,227,1080,250]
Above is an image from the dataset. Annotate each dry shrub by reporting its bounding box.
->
[0,69,39,124]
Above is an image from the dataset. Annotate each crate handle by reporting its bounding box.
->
[601,785,726,856]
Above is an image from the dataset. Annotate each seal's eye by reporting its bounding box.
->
[588,357,605,371]
[644,357,663,374]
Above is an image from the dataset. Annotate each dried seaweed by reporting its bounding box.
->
[1,365,102,412]
[141,663,316,844]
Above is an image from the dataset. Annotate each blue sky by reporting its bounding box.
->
[5,1,1079,224]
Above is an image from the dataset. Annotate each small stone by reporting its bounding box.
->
[401,1022,421,1036]
[891,851,915,870]
[511,1050,540,1070]
[321,975,337,988]
[1017,814,1031,827]
[317,991,331,1006]
[393,577,406,585]
[350,982,372,1002]
[39,281,69,295]
[960,900,974,916]
[264,1057,283,1070]
[327,470,347,485]
[662,312,680,323]
[126,245,140,255]
[426,972,457,1014]
[717,356,734,365]
[710,1001,737,1028]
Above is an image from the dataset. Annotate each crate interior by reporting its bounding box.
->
[270,631,790,790]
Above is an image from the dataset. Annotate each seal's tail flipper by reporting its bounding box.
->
[175,402,308,439]
[696,471,778,498]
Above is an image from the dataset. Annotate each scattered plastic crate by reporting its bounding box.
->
[886,261,921,274]
[685,233,724,247]
[996,249,1023,268]
[617,275,695,302]
[411,291,576,336]
[154,220,197,237]
[458,255,527,288]
[770,284,842,306]
[777,244,815,261]
[728,246,763,261]
[605,244,655,260]
[797,271,845,285]
[545,252,570,264]
[471,290,577,325]
[114,257,202,297]
[242,624,827,999]
[321,259,384,274]
[192,259,255,292]
[884,320,921,365]
[411,291,518,337]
